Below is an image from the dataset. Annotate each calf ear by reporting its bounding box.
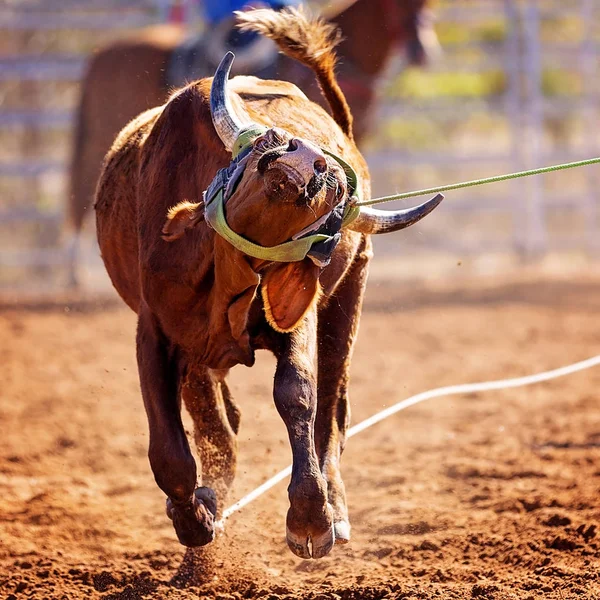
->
[162,200,204,242]
[261,261,321,333]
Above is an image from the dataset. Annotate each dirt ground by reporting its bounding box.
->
[1,270,599,600]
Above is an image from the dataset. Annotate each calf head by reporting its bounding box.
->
[232,127,352,332]
[230,128,352,332]
[227,127,349,252]
[217,55,360,332]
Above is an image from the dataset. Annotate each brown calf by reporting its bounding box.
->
[95,8,441,559]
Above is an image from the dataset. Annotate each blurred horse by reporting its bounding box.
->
[66,0,438,285]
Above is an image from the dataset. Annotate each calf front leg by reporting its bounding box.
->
[273,311,334,559]
[137,306,216,547]
[316,238,372,545]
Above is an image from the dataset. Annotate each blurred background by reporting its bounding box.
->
[0,0,598,292]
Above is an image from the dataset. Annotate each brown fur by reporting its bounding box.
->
[95,10,374,558]
[162,200,205,242]
[261,262,323,333]
[68,0,436,257]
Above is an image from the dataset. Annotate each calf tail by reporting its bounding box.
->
[236,7,354,140]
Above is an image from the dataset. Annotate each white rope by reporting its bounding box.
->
[217,354,600,525]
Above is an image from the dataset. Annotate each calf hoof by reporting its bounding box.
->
[286,524,335,559]
[312,525,336,558]
[334,520,351,544]
[166,487,217,547]
[285,502,335,559]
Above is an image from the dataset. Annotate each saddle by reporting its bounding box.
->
[166,17,279,89]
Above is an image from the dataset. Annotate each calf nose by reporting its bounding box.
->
[279,138,328,182]
[313,155,327,175]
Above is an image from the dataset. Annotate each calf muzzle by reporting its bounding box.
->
[260,138,328,205]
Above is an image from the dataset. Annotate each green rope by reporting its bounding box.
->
[358,156,600,207]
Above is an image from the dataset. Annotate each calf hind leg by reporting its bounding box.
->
[182,367,239,509]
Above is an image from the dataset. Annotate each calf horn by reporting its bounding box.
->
[210,51,255,151]
[347,193,444,235]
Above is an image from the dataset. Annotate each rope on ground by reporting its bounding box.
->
[358,156,600,206]
[217,353,600,526]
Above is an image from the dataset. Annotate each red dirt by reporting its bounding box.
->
[1,272,599,599]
